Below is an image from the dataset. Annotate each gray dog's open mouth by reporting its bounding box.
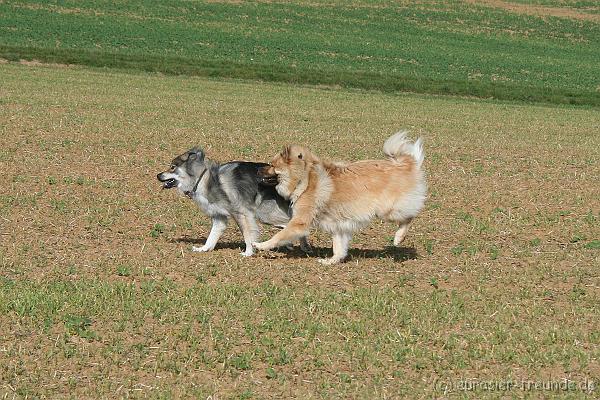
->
[162,178,177,189]
[260,175,278,186]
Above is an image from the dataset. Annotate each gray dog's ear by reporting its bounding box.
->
[188,147,205,161]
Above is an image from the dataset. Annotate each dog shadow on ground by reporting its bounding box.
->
[172,237,417,262]
[171,236,248,251]
[280,245,418,262]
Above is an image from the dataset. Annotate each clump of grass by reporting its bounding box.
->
[116,265,131,277]
[429,277,439,289]
[64,314,97,340]
[488,245,500,260]
[266,367,277,379]
[423,239,435,255]
[229,353,253,371]
[50,199,68,213]
[451,245,464,256]
[150,223,165,238]
[570,234,585,243]
[584,240,600,250]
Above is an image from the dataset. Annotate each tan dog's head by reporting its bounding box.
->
[258,145,318,198]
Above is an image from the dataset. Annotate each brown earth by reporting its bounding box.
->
[465,0,600,21]
[0,62,599,398]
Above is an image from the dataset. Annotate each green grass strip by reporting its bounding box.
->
[3,45,598,107]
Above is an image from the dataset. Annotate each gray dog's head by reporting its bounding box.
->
[156,147,206,193]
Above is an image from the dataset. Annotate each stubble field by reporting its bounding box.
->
[0,62,599,398]
[2,0,599,105]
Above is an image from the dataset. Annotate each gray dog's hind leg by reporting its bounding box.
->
[232,213,260,257]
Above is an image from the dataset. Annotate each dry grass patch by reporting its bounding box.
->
[466,0,600,21]
[0,63,599,398]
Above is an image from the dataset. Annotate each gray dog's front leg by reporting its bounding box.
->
[192,216,228,253]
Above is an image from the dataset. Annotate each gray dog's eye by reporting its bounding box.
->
[170,165,176,170]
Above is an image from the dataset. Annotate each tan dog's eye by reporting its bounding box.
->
[298,154,303,159]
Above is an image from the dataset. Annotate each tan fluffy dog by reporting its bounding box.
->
[253,131,427,265]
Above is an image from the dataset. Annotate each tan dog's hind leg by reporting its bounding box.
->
[319,232,352,265]
[393,219,413,246]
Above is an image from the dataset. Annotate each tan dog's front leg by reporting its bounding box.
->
[254,176,317,252]
[254,199,314,251]
[253,218,310,251]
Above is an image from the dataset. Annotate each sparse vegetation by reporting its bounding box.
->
[1,0,600,391]
[0,61,598,398]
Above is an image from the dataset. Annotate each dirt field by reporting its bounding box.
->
[1,63,599,398]
[466,0,600,21]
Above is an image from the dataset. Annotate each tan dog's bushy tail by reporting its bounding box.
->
[383,130,424,167]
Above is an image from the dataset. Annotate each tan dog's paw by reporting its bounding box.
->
[253,241,273,251]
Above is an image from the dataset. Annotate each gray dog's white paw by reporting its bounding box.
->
[192,245,211,253]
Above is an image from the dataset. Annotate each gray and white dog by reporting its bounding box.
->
[157,147,310,256]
